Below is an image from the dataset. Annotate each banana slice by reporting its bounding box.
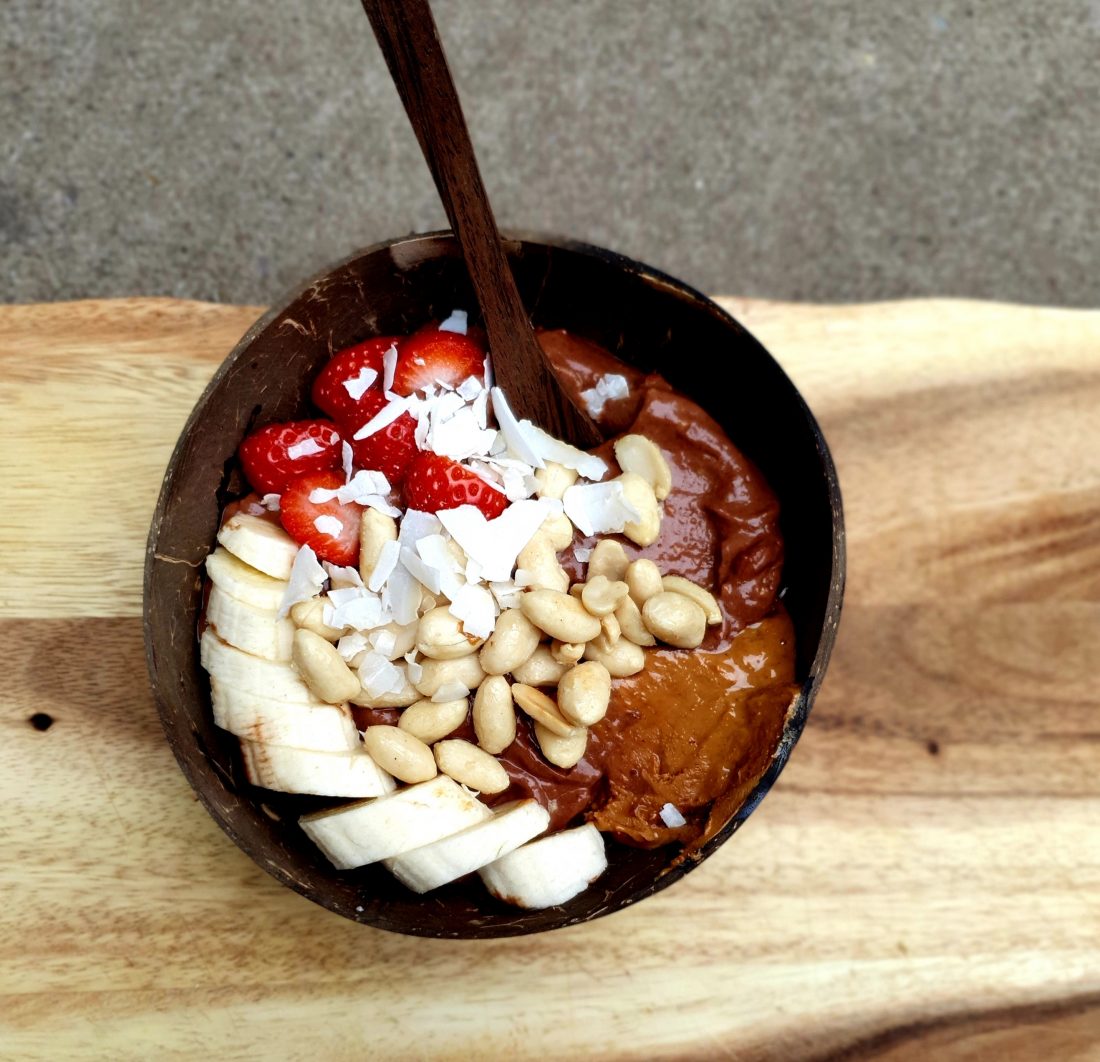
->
[300,775,491,870]
[206,586,294,661]
[239,740,395,797]
[478,823,607,909]
[200,631,316,704]
[206,547,288,612]
[385,800,550,894]
[217,512,299,580]
[210,679,359,752]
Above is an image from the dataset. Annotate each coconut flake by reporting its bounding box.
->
[562,480,640,536]
[278,545,328,617]
[457,375,483,401]
[313,514,344,538]
[402,650,424,684]
[437,498,555,582]
[357,652,406,697]
[352,395,414,441]
[489,580,524,610]
[343,366,379,400]
[324,588,386,631]
[659,803,687,828]
[259,493,281,512]
[341,441,354,482]
[367,538,401,593]
[432,681,470,703]
[448,582,498,640]
[438,309,468,335]
[369,627,397,658]
[324,562,364,589]
[580,372,630,417]
[287,437,325,460]
[337,631,370,663]
[400,547,442,594]
[489,387,544,468]
[527,424,608,482]
[573,546,593,564]
[381,343,398,394]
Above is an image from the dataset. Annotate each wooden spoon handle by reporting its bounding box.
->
[360,0,601,446]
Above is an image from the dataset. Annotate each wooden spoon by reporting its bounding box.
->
[359,0,602,447]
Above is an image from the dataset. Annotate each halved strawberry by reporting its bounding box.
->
[238,419,344,495]
[391,327,485,395]
[279,470,362,565]
[340,391,420,485]
[402,452,507,519]
[311,336,399,422]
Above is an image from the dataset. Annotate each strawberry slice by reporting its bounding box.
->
[402,452,507,519]
[279,470,363,565]
[311,336,399,422]
[341,391,420,485]
[238,419,344,495]
[391,327,485,395]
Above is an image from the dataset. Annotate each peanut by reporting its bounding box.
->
[520,589,601,643]
[512,645,570,687]
[472,676,516,754]
[511,683,576,737]
[434,739,510,794]
[625,558,663,606]
[550,640,585,666]
[416,605,484,660]
[359,509,397,584]
[615,594,656,646]
[642,591,707,648]
[617,472,662,547]
[661,575,723,626]
[583,635,646,677]
[557,661,612,726]
[581,575,630,617]
[540,511,575,551]
[516,531,570,593]
[292,629,361,703]
[289,596,344,642]
[534,461,578,500]
[398,698,469,745]
[600,612,621,646]
[362,725,436,783]
[614,434,672,501]
[479,609,541,675]
[534,722,588,769]
[413,655,486,699]
[588,539,629,582]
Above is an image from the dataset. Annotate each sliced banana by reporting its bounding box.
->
[206,586,294,661]
[385,800,550,894]
[478,823,607,909]
[205,546,288,612]
[209,679,359,752]
[216,512,299,580]
[239,740,396,797]
[200,630,316,704]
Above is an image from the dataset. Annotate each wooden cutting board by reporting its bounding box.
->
[1,297,1098,1061]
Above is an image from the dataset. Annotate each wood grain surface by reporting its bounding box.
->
[1,297,1098,1061]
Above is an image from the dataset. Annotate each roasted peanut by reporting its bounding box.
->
[292,629,362,703]
[516,531,570,593]
[398,698,469,744]
[369,621,418,661]
[413,655,486,699]
[625,558,664,606]
[569,582,585,599]
[550,640,585,665]
[479,609,541,675]
[363,725,436,783]
[642,591,707,648]
[472,675,516,754]
[581,575,630,617]
[617,472,662,547]
[557,661,611,726]
[588,539,629,582]
[416,605,484,660]
[600,612,621,646]
[540,511,575,551]
[512,645,570,687]
[289,596,344,642]
[583,635,646,677]
[520,590,602,643]
[614,594,656,646]
[511,683,576,737]
[614,434,672,501]
[434,739,510,794]
[534,721,588,769]
[661,575,722,626]
[359,509,397,584]
[534,461,578,500]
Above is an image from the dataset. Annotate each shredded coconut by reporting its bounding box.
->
[438,309,468,335]
[659,803,687,828]
[278,545,328,618]
[313,514,344,538]
[287,437,325,460]
[562,480,641,536]
[343,366,379,400]
[580,373,630,417]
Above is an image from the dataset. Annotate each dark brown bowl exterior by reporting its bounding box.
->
[144,232,844,937]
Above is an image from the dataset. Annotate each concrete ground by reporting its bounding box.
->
[3,1,1098,307]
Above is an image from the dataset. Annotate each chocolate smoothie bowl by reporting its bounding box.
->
[145,232,844,937]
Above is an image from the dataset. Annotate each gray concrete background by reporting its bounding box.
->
[4,1,1099,307]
